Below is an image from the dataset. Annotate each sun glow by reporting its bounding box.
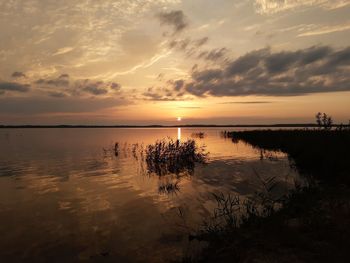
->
[177,117,182,121]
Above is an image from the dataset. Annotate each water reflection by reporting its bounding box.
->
[0,128,300,262]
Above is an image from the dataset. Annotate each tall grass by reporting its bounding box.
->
[145,139,208,176]
[222,129,350,185]
[105,138,208,177]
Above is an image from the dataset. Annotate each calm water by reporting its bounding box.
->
[0,128,299,262]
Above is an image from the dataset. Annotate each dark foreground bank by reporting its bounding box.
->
[185,129,350,263]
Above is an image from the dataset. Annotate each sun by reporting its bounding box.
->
[177,117,182,121]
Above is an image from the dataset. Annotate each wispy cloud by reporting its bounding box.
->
[52,47,75,56]
[254,0,350,14]
[298,22,350,37]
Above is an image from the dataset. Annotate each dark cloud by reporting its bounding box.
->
[11,71,26,78]
[170,45,350,97]
[35,74,70,87]
[111,82,121,90]
[157,10,188,34]
[225,48,268,76]
[194,37,209,47]
[48,91,67,98]
[142,86,185,101]
[198,48,228,62]
[167,79,184,91]
[77,79,120,96]
[33,75,122,97]
[0,82,30,93]
[83,85,108,95]
[0,97,127,114]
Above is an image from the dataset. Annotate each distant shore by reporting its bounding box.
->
[0,124,325,128]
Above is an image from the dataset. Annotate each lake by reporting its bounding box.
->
[0,128,300,262]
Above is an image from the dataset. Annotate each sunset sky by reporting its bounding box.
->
[0,0,349,125]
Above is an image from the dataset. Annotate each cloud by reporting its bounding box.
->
[220,101,274,104]
[167,37,228,64]
[0,82,30,93]
[76,79,121,96]
[11,71,26,78]
[35,74,70,87]
[111,82,121,90]
[157,10,188,34]
[48,91,67,98]
[82,85,108,95]
[0,97,127,115]
[254,0,350,14]
[178,106,201,109]
[33,74,122,97]
[197,48,228,62]
[169,45,350,97]
[298,23,350,37]
[142,86,185,101]
[52,46,75,56]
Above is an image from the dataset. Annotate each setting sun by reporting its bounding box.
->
[177,117,182,121]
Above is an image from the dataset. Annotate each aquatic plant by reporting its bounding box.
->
[191,132,206,139]
[107,138,208,176]
[145,138,208,176]
[158,181,180,195]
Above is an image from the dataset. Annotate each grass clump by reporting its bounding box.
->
[186,184,350,263]
[191,132,206,139]
[145,139,208,176]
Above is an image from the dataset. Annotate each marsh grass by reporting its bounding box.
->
[184,129,350,262]
[222,129,350,185]
[191,132,206,139]
[158,181,180,195]
[104,138,208,178]
[145,139,208,176]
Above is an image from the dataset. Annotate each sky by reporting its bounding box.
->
[0,0,349,125]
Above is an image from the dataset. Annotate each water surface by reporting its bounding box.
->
[0,128,299,262]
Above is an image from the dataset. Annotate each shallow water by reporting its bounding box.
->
[0,128,299,262]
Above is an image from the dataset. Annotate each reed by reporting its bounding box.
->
[145,138,208,176]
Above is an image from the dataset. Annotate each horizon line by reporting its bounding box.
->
[0,123,337,128]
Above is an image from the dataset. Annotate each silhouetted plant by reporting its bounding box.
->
[191,132,206,139]
[145,138,208,176]
[315,112,333,130]
[158,181,180,195]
